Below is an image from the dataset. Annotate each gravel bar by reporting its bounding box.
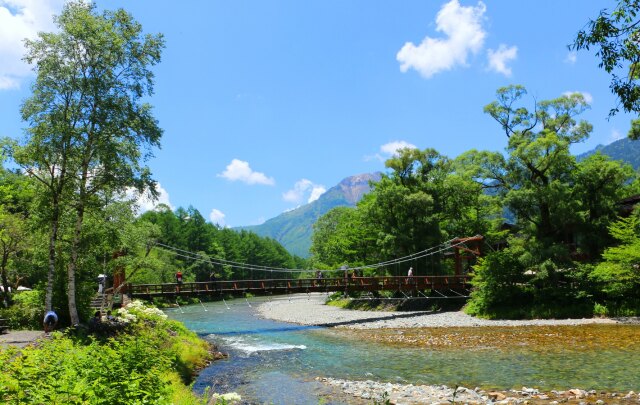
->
[256,293,617,329]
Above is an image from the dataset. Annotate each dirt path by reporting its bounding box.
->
[0,330,44,348]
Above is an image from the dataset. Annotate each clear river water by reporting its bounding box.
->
[166,296,640,404]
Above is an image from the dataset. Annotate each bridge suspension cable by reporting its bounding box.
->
[153,237,476,275]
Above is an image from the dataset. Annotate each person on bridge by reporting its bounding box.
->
[176,271,183,284]
[406,267,414,284]
[43,310,58,333]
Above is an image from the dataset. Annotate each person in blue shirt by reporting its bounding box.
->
[43,310,58,333]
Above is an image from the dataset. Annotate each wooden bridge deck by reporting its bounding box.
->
[127,275,471,299]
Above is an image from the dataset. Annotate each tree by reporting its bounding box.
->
[14,1,164,324]
[572,0,640,120]
[0,209,27,306]
[591,211,640,301]
[311,206,375,268]
[572,153,636,258]
[479,86,592,247]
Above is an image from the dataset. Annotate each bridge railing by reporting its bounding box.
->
[127,275,471,297]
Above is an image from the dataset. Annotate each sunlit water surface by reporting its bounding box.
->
[166,297,640,404]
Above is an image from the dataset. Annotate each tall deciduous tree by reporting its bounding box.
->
[14,1,164,324]
[480,86,592,248]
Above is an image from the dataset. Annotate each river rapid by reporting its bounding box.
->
[165,296,640,404]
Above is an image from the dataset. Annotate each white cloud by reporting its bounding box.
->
[209,208,226,226]
[365,141,418,162]
[308,185,326,202]
[252,216,266,225]
[127,182,173,214]
[0,0,64,90]
[487,44,517,76]
[563,91,593,105]
[283,179,326,204]
[218,159,275,185]
[565,51,577,64]
[609,128,624,143]
[396,0,487,78]
[380,140,417,155]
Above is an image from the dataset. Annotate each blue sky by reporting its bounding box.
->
[0,0,635,227]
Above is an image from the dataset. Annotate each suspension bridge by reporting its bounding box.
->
[123,235,483,300]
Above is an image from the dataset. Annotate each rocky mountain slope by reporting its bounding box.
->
[239,173,381,257]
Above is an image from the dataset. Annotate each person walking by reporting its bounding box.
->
[97,274,106,294]
[406,267,414,284]
[43,310,58,333]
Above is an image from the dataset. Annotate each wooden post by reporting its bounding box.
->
[112,251,126,292]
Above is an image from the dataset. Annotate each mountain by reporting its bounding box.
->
[577,137,640,169]
[239,172,381,257]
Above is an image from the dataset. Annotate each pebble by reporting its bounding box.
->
[318,378,640,405]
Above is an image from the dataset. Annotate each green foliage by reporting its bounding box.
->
[4,0,166,323]
[310,206,375,268]
[0,301,211,404]
[572,153,636,258]
[139,206,301,283]
[590,212,640,302]
[466,237,617,319]
[572,0,640,117]
[465,244,530,318]
[313,147,494,273]
[0,290,44,329]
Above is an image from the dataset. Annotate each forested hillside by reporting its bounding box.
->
[138,206,306,283]
[577,137,640,169]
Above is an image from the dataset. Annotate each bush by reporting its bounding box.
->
[0,290,44,329]
[0,300,214,404]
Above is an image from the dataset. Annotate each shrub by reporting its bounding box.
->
[0,301,213,404]
[0,290,44,329]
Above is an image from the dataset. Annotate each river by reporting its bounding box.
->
[166,296,640,404]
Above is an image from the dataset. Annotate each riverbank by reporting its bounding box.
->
[256,293,638,404]
[319,378,640,404]
[256,293,617,329]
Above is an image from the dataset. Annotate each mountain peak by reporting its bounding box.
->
[337,172,382,204]
[238,172,381,257]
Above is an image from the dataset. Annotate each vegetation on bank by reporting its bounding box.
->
[310,85,640,319]
[0,300,214,404]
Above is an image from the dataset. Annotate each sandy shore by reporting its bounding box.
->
[256,293,617,329]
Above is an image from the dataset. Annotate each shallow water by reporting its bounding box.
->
[166,296,640,403]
